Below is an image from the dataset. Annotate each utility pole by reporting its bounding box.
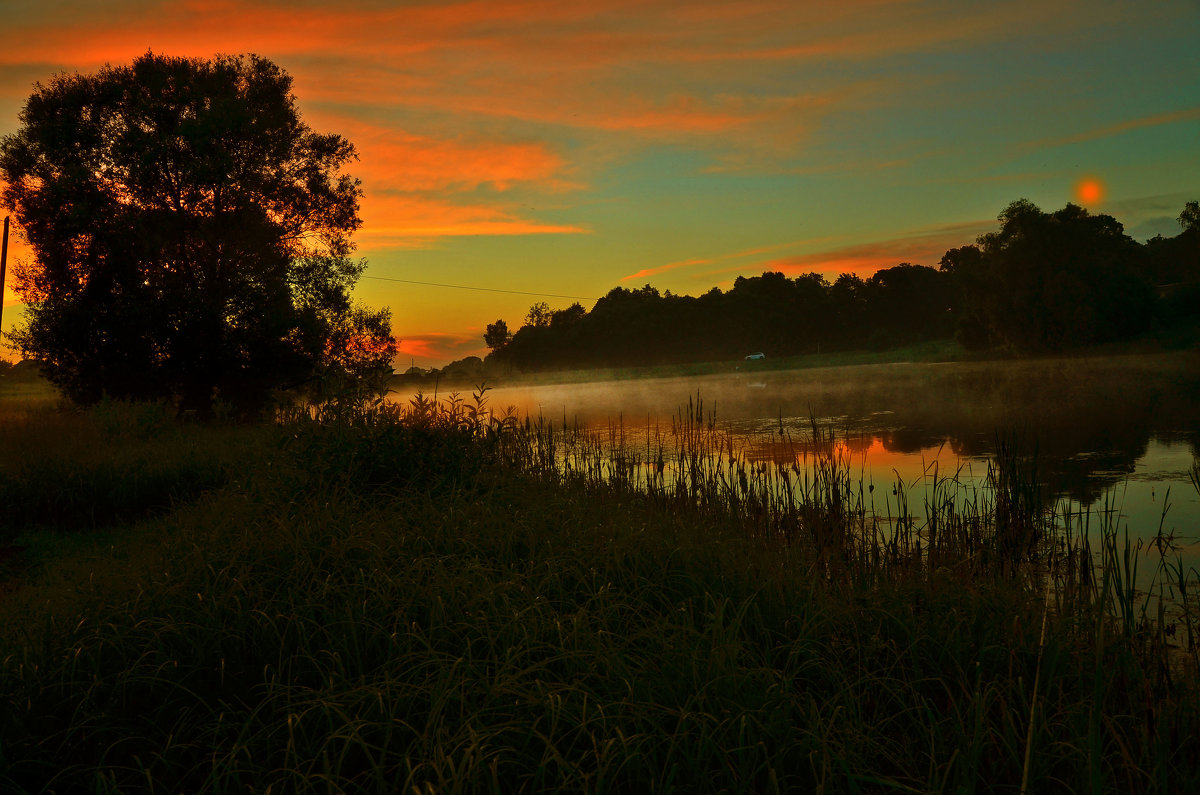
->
[0,216,8,342]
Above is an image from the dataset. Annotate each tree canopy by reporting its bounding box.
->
[955,200,1155,351]
[483,319,511,351]
[0,52,395,417]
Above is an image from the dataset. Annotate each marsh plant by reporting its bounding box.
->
[0,389,1198,792]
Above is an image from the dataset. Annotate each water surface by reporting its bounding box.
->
[409,353,1200,570]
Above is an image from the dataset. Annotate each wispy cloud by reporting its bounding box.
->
[753,220,994,278]
[327,117,578,194]
[357,194,589,249]
[620,258,711,282]
[621,236,841,283]
[322,116,587,247]
[1022,106,1200,152]
[395,330,487,364]
[0,1,1101,137]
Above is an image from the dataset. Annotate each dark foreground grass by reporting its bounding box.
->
[0,392,1198,792]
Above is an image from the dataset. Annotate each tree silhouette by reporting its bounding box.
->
[967,200,1152,351]
[0,52,394,417]
[1181,201,1200,233]
[474,197,1189,374]
[938,245,992,349]
[484,319,511,351]
[524,302,552,328]
[1180,201,1200,282]
[550,302,585,329]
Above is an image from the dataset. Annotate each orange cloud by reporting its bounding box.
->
[623,236,842,283]
[0,1,1131,95]
[395,337,443,361]
[395,331,487,365]
[0,1,998,147]
[0,0,550,67]
[621,258,711,282]
[357,194,588,249]
[354,82,822,141]
[0,1,626,73]
[319,117,579,194]
[3,0,1097,203]
[753,221,994,279]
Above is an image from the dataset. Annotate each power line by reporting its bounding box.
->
[362,274,598,302]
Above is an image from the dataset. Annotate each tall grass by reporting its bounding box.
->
[0,399,268,541]
[0,390,1197,792]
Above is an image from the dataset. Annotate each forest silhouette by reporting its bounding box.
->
[476,199,1199,374]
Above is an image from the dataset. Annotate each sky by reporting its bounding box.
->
[1,0,1198,367]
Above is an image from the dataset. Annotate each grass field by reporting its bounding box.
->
[1,384,1198,792]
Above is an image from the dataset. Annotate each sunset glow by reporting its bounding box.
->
[1,1,1198,364]
[1075,177,1105,206]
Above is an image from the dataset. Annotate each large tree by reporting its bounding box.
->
[0,52,395,416]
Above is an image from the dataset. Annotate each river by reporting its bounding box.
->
[406,351,1200,578]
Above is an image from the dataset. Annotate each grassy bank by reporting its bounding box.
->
[402,329,1200,392]
[1,391,1198,792]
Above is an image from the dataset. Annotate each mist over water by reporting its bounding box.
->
[399,352,1200,570]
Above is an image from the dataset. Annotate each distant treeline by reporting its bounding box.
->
[473,199,1198,373]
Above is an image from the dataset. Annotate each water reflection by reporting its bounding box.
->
[406,352,1200,552]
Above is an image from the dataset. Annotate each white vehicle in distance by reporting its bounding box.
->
[744,352,765,360]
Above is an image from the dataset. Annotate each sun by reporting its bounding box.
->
[1075,177,1105,205]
